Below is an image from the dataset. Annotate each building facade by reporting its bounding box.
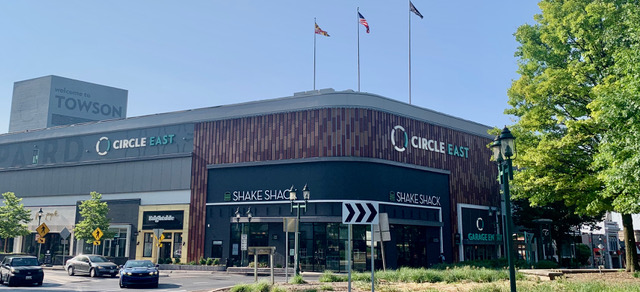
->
[0,89,500,270]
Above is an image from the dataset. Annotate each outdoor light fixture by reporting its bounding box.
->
[288,184,310,276]
[491,126,517,292]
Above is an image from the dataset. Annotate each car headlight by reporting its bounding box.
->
[10,267,18,274]
[96,266,104,269]
[126,272,132,276]
[149,271,158,275]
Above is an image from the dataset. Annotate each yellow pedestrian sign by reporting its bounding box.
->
[92,228,104,241]
[37,223,50,237]
[159,234,165,241]
[37,237,45,244]
[93,240,101,246]
[157,243,163,248]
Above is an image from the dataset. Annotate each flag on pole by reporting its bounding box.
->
[410,1,424,19]
[358,12,370,33]
[315,23,330,37]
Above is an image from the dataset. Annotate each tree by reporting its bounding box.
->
[506,0,640,271]
[0,192,32,253]
[73,192,113,244]
[590,3,640,272]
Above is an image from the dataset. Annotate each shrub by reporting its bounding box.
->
[230,284,252,292]
[319,271,347,282]
[174,258,181,264]
[319,284,334,291]
[290,274,306,284]
[230,281,271,292]
[533,260,559,269]
[206,258,214,265]
[270,286,287,292]
[189,261,197,265]
[199,257,207,265]
[213,258,220,265]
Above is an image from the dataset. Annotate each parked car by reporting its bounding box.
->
[119,260,159,288]
[65,254,118,277]
[0,255,44,286]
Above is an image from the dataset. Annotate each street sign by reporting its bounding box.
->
[37,238,45,244]
[153,228,164,240]
[241,234,248,251]
[342,202,379,224]
[92,228,104,240]
[60,239,69,244]
[37,223,50,237]
[93,240,101,245]
[372,213,391,242]
[60,227,71,240]
[159,234,165,241]
[158,243,163,248]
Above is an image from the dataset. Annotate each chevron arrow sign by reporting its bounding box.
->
[342,202,379,224]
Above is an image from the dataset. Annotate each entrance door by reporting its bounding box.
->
[159,243,172,262]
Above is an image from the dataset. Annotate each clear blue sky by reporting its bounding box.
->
[0,1,541,134]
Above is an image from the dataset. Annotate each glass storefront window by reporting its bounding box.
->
[143,233,153,257]
[173,233,182,258]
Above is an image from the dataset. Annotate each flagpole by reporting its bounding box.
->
[357,7,360,92]
[314,18,317,91]
[408,0,412,104]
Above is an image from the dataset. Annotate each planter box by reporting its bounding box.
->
[158,264,226,271]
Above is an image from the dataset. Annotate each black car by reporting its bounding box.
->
[65,254,118,277]
[0,255,44,286]
[119,260,159,288]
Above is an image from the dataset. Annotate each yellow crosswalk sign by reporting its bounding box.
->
[92,228,103,240]
[37,223,50,237]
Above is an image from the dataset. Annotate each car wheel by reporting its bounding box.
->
[119,279,125,288]
[0,272,4,284]
[90,268,97,277]
[68,266,75,276]
[6,276,13,287]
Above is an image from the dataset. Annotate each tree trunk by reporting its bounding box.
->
[3,238,6,253]
[622,213,638,272]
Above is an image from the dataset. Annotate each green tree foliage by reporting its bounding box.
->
[0,192,32,253]
[506,0,640,271]
[73,192,114,243]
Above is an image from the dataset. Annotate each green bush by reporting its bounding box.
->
[206,258,214,265]
[230,281,271,292]
[319,271,347,282]
[230,284,253,292]
[189,261,197,265]
[634,271,640,278]
[199,257,207,265]
[533,260,559,269]
[290,274,306,284]
[174,258,181,264]
[213,258,220,265]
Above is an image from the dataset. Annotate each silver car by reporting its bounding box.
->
[64,255,118,277]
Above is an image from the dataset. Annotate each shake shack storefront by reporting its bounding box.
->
[204,159,451,272]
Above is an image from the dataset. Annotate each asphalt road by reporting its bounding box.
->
[0,269,312,292]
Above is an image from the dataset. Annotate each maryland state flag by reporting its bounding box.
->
[315,23,330,37]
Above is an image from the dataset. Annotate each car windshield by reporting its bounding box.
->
[124,260,154,268]
[11,258,39,266]
[89,256,109,263]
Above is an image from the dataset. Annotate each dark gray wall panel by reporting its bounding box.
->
[0,157,191,197]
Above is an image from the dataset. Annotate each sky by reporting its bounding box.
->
[0,1,541,134]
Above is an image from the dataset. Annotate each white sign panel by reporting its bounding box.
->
[241,234,248,251]
[342,202,379,225]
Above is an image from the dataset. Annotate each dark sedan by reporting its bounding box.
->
[65,254,118,277]
[119,260,159,288]
[0,255,44,286]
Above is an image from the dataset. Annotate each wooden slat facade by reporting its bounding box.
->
[187,107,498,261]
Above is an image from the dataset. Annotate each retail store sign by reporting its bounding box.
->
[95,134,176,156]
[390,125,469,158]
[389,191,441,207]
[225,189,292,202]
[143,210,184,229]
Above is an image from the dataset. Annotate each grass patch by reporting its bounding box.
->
[319,271,347,282]
[229,281,272,292]
[319,283,334,291]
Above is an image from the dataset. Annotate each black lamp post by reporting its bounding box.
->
[37,208,43,260]
[289,184,310,276]
[246,207,252,267]
[491,127,517,292]
[235,208,242,266]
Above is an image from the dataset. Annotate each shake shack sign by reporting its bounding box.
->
[142,211,184,229]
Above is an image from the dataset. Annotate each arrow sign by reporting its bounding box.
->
[342,202,379,224]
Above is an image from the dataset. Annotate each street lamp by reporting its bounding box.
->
[491,126,517,292]
[289,184,310,276]
[235,207,253,267]
[37,208,43,261]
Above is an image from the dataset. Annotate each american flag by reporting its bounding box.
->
[315,23,330,37]
[358,12,370,33]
